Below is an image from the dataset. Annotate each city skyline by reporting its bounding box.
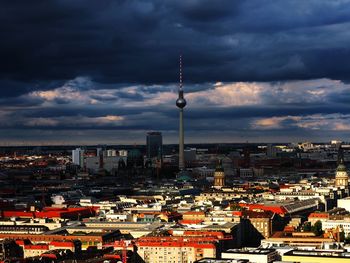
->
[1,1,350,144]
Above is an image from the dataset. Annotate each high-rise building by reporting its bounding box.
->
[96,147,103,157]
[72,148,84,167]
[176,55,186,170]
[184,148,196,162]
[146,132,162,159]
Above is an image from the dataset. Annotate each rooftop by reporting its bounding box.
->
[284,249,350,258]
[224,248,276,255]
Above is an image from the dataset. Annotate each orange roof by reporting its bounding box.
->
[239,203,287,215]
[232,211,243,216]
[279,184,296,189]
[138,236,216,242]
[308,213,329,218]
[104,254,122,260]
[49,241,75,247]
[284,226,295,232]
[137,241,215,249]
[182,230,225,238]
[169,230,232,240]
[24,244,49,250]
[3,211,34,218]
[242,210,273,218]
[183,211,205,215]
[41,254,57,259]
[15,240,25,245]
[3,206,97,219]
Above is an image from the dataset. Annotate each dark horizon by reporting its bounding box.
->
[0,141,343,149]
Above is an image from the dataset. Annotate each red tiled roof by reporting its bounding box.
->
[284,226,295,232]
[308,213,329,218]
[137,241,216,249]
[15,240,25,246]
[239,203,287,215]
[3,206,97,219]
[41,254,57,259]
[104,254,122,260]
[183,211,205,215]
[232,211,243,216]
[49,241,75,247]
[242,210,273,218]
[24,244,49,250]
[138,236,218,243]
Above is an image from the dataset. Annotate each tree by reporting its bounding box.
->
[311,220,323,236]
[303,222,311,232]
[345,233,350,244]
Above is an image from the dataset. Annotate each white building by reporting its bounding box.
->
[118,150,128,157]
[107,149,117,157]
[85,156,125,173]
[323,218,350,236]
[222,248,278,263]
[338,197,350,212]
[72,148,84,166]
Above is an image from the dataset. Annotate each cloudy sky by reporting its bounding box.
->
[1,0,350,145]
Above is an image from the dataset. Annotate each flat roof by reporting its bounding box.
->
[195,259,248,263]
[224,248,276,255]
[284,250,350,258]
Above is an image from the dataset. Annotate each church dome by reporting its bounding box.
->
[337,163,347,172]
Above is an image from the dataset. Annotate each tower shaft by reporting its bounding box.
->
[179,108,185,170]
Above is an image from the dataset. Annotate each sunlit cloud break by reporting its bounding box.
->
[253,114,350,132]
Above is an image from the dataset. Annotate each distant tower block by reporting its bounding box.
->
[176,55,187,170]
[335,148,349,188]
[146,132,163,159]
[214,159,225,188]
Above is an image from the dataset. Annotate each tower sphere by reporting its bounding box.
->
[176,98,187,108]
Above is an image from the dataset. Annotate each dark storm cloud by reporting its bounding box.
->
[114,91,144,101]
[174,0,239,22]
[184,105,350,120]
[0,96,43,107]
[18,106,151,118]
[2,0,350,90]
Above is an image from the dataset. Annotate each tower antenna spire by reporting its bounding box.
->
[179,54,183,90]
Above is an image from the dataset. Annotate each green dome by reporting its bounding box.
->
[177,170,192,182]
[337,164,347,172]
[336,155,347,172]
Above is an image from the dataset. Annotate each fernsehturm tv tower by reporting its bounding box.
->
[176,55,186,170]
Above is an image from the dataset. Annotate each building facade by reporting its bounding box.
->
[146,132,163,159]
[72,148,84,167]
[137,239,216,263]
[214,160,225,188]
